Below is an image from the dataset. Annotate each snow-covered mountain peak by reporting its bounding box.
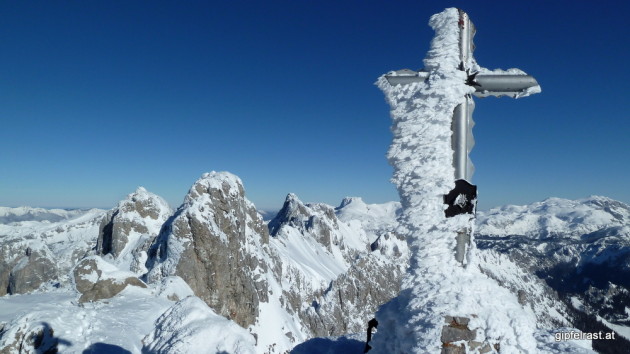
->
[268,193,311,235]
[117,187,172,222]
[95,188,172,274]
[336,198,399,237]
[145,172,271,329]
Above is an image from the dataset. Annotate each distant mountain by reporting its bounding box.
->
[0,206,95,224]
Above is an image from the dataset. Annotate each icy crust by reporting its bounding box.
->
[143,297,256,354]
[371,8,537,353]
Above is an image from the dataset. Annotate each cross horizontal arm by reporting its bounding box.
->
[473,75,539,98]
[384,69,539,98]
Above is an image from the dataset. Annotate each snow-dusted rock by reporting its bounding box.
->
[269,193,408,338]
[97,187,171,273]
[73,256,146,303]
[146,172,271,328]
[142,296,256,354]
[0,317,59,354]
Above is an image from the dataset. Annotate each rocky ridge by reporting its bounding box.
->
[268,194,408,337]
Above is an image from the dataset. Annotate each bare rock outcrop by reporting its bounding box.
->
[146,172,271,328]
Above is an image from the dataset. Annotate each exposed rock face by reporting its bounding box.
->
[73,256,146,303]
[7,247,59,295]
[146,172,270,328]
[1,243,58,296]
[97,187,171,266]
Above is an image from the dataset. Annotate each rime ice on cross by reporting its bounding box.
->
[384,9,540,263]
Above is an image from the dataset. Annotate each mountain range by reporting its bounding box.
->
[0,172,628,353]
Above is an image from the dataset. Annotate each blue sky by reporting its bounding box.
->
[2,1,629,211]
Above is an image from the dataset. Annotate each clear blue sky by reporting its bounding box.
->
[2,1,629,211]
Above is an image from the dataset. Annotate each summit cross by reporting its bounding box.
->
[384,9,540,263]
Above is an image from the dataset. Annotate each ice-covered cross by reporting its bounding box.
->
[370,9,542,352]
[385,9,540,217]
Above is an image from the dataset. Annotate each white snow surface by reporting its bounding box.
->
[269,195,393,292]
[535,328,596,353]
[143,296,257,354]
[371,8,538,353]
[0,286,174,353]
